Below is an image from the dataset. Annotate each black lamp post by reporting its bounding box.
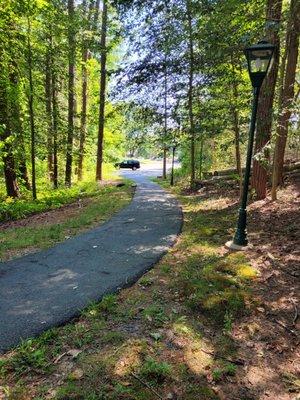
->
[226,41,275,250]
[170,144,176,186]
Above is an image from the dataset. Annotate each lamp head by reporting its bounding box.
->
[244,40,275,88]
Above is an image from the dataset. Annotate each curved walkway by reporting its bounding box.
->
[0,168,182,352]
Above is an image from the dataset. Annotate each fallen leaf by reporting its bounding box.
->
[54,352,67,364]
[69,368,84,380]
[67,349,82,359]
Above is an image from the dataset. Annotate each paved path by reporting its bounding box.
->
[0,164,182,352]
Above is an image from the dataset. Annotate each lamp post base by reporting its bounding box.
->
[225,240,250,251]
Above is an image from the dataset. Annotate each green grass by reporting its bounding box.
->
[0,163,118,222]
[212,361,237,382]
[0,182,134,261]
[142,305,169,327]
[139,357,172,383]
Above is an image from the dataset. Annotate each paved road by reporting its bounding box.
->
[0,162,182,352]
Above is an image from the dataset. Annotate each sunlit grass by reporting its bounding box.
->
[0,183,134,261]
[0,163,119,221]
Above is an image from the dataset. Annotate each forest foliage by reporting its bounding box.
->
[0,0,299,207]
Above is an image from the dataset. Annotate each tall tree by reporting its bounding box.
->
[0,78,20,198]
[78,0,89,181]
[45,45,54,182]
[96,0,108,181]
[271,0,300,199]
[186,0,196,189]
[162,55,168,180]
[230,60,243,196]
[251,0,282,199]
[51,51,59,189]
[78,0,100,180]
[9,65,31,191]
[0,3,23,198]
[65,0,76,186]
[26,14,37,199]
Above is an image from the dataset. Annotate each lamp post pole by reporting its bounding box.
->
[226,40,275,250]
[233,86,260,246]
[170,145,176,186]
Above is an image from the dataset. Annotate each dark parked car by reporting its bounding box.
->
[115,159,140,170]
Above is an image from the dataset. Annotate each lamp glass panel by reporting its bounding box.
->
[250,58,269,73]
[248,49,273,73]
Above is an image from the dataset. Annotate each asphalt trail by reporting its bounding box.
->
[0,165,182,352]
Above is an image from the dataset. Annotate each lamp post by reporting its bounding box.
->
[170,144,176,186]
[226,41,275,250]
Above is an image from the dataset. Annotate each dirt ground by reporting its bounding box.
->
[235,178,300,400]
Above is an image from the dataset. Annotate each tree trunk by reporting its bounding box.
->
[186,0,195,189]
[78,47,88,181]
[51,59,59,189]
[0,78,19,198]
[96,0,108,181]
[45,48,54,182]
[27,16,37,200]
[199,137,204,180]
[2,148,19,198]
[9,66,31,191]
[163,147,167,179]
[65,0,75,186]
[78,0,100,180]
[233,109,242,196]
[18,159,31,190]
[271,0,300,200]
[78,1,94,181]
[251,0,282,199]
[170,146,175,186]
[163,54,168,180]
[14,113,31,191]
[230,60,242,196]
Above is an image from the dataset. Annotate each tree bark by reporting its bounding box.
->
[0,78,19,198]
[170,145,175,186]
[14,111,31,191]
[251,0,282,199]
[232,108,242,195]
[78,47,88,181]
[230,60,242,196]
[163,53,168,179]
[78,1,95,181]
[199,137,204,180]
[271,0,300,199]
[9,66,31,191]
[51,56,59,189]
[186,0,195,189]
[65,0,75,186]
[45,48,54,182]
[18,159,31,190]
[27,16,37,199]
[96,0,108,181]
[163,147,167,178]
